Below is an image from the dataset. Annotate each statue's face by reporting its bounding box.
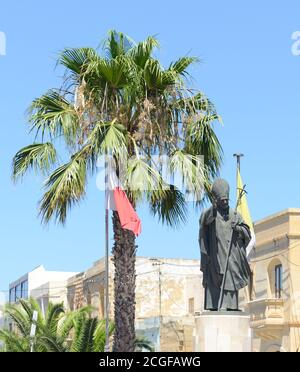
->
[211,179,230,209]
[217,198,229,210]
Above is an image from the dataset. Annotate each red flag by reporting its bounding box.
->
[106,162,141,236]
[113,187,141,236]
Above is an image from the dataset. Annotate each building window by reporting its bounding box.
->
[9,288,15,303]
[188,298,195,315]
[16,284,22,301]
[9,280,29,303]
[21,280,28,299]
[275,265,283,299]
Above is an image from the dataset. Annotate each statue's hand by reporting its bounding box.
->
[231,221,243,233]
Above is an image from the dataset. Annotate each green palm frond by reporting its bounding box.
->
[188,92,216,113]
[37,334,67,352]
[161,69,179,86]
[39,148,88,224]
[58,47,98,75]
[57,312,79,340]
[185,114,223,178]
[12,143,57,181]
[71,317,98,352]
[126,157,164,201]
[4,304,30,337]
[57,306,93,340]
[101,121,127,156]
[169,56,199,75]
[144,59,164,90]
[134,336,155,352]
[72,313,86,345]
[106,30,133,59]
[18,298,42,323]
[93,319,115,352]
[149,185,188,228]
[130,36,159,68]
[88,55,133,89]
[169,150,205,199]
[174,92,216,117]
[144,58,182,90]
[0,330,29,352]
[29,90,79,145]
[89,120,128,158]
[45,303,65,336]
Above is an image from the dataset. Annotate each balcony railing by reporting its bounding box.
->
[248,298,285,329]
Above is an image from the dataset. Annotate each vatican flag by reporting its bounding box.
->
[237,169,255,257]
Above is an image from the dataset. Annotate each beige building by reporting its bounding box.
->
[66,256,203,352]
[249,209,300,352]
[31,280,72,314]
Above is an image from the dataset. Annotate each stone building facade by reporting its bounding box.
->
[66,256,203,352]
[249,209,300,352]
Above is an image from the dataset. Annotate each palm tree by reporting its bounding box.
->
[12,31,222,351]
[0,298,114,352]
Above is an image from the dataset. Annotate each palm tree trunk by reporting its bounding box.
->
[112,210,136,352]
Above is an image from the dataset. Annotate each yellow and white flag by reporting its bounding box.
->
[237,169,255,257]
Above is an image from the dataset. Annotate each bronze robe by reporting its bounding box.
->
[199,206,251,310]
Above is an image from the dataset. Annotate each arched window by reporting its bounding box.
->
[268,259,283,298]
[275,264,283,299]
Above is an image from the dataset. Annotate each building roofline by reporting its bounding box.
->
[93,256,199,266]
[254,208,300,226]
[9,265,79,289]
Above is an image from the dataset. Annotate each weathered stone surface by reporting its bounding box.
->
[194,312,251,352]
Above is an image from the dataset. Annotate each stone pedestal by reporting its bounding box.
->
[193,311,252,352]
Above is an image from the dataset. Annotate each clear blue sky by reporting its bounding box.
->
[1,1,300,293]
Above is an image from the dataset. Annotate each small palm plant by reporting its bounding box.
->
[0,298,67,352]
[0,298,114,352]
[12,31,222,351]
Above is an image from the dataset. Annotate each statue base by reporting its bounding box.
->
[193,311,252,352]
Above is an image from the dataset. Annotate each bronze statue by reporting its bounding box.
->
[199,179,251,311]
